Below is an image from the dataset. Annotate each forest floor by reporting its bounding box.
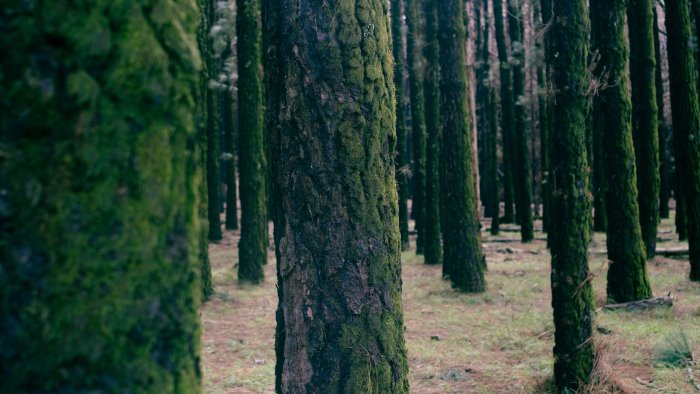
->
[202,213,700,393]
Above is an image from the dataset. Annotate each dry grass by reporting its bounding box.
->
[202,216,700,393]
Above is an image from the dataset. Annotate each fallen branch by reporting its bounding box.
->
[602,296,673,311]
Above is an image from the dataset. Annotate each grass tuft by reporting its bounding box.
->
[655,330,694,368]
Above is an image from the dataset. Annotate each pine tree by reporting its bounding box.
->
[591,0,652,302]
[265,0,410,390]
[0,1,203,390]
[493,0,516,224]
[424,0,444,267]
[507,0,535,241]
[407,0,428,255]
[629,0,660,258]
[665,0,700,281]
[224,55,239,230]
[392,0,410,251]
[237,0,266,284]
[439,0,487,293]
[534,0,550,233]
[549,0,596,388]
[489,87,501,236]
[654,6,671,220]
[476,0,493,218]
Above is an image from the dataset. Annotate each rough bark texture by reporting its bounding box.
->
[493,0,516,224]
[654,6,671,220]
[629,0,660,258]
[508,0,535,242]
[265,0,411,391]
[424,0,444,267]
[224,63,239,230]
[0,0,203,390]
[542,0,553,237]
[592,106,608,233]
[439,0,487,293]
[591,0,653,303]
[205,0,223,242]
[392,0,410,251]
[407,0,427,255]
[665,0,700,281]
[549,0,596,389]
[237,0,266,284]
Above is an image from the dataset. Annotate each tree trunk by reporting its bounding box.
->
[549,0,596,389]
[489,87,501,236]
[508,0,535,242]
[439,0,487,293]
[224,47,239,231]
[424,0,444,267]
[591,0,653,303]
[237,0,266,284]
[665,0,700,281]
[407,0,428,255]
[392,0,410,251]
[265,1,411,391]
[629,0,660,258]
[476,0,493,218]
[493,0,516,224]
[655,6,672,220]
[205,0,223,242]
[0,1,203,390]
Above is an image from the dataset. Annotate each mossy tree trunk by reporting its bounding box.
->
[424,0,444,267]
[507,0,534,242]
[265,0,411,391]
[629,0,660,258]
[591,0,653,302]
[439,0,487,293]
[493,0,516,225]
[549,0,596,389]
[392,0,410,251]
[592,100,608,233]
[0,0,203,390]
[407,0,427,255]
[237,0,266,284]
[654,7,671,220]
[665,0,700,282]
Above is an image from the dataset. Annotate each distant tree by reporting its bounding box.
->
[476,0,494,218]
[654,6,672,220]
[665,0,700,281]
[407,0,428,255]
[549,0,596,389]
[534,0,550,234]
[424,0,444,267]
[265,0,410,390]
[591,0,653,302]
[237,0,266,284]
[493,0,516,224]
[439,0,487,292]
[508,0,535,241]
[488,88,501,236]
[629,0,660,258]
[0,1,203,390]
[392,0,410,251]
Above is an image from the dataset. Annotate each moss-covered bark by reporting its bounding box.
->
[236,0,266,284]
[424,0,444,267]
[204,0,223,242]
[392,0,410,251]
[629,0,660,258]
[265,0,410,391]
[438,0,487,293]
[0,1,203,390]
[654,6,671,220]
[591,0,653,302]
[549,0,596,389]
[665,0,700,281]
[493,0,516,224]
[507,0,534,242]
[407,0,427,255]
[592,102,608,233]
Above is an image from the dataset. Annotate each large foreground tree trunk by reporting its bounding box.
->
[666,0,700,281]
[549,0,596,389]
[0,1,203,390]
[237,0,267,284]
[439,0,487,293]
[591,0,653,303]
[266,1,411,391]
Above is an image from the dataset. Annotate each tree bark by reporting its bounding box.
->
[665,0,700,281]
[654,6,672,220]
[0,0,203,390]
[265,1,411,391]
[549,0,596,389]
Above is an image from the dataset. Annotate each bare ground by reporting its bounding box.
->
[202,216,700,393]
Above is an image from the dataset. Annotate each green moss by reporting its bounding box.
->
[0,0,203,391]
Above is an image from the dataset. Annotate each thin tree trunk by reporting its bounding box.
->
[655,6,672,220]
[205,0,223,242]
[223,46,239,231]
[265,0,411,390]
